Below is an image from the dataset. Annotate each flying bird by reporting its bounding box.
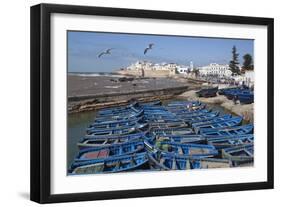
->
[144,43,154,55]
[98,48,113,58]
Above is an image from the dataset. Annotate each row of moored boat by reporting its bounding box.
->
[69,100,254,174]
[196,86,254,104]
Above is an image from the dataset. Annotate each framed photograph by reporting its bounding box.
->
[30,3,274,203]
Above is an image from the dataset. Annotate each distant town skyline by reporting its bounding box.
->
[68,31,254,73]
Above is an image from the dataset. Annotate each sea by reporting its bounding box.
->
[68,72,125,78]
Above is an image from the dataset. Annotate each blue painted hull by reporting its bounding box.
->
[193,116,243,133]
[200,124,254,136]
[69,152,149,174]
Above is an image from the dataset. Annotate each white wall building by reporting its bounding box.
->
[126,61,196,76]
[232,70,254,87]
[126,61,178,72]
[199,63,232,77]
[176,61,194,74]
[177,66,189,74]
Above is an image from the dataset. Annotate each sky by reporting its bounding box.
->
[68,31,254,73]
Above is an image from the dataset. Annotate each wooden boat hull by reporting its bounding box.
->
[87,123,147,135]
[69,152,149,174]
[156,141,218,158]
[200,124,253,136]
[182,111,220,123]
[94,109,144,123]
[79,132,147,150]
[151,127,194,136]
[235,94,254,104]
[150,154,230,170]
[193,116,243,134]
[222,144,254,166]
[207,134,254,149]
[191,114,232,126]
[190,158,232,169]
[88,116,143,129]
[155,134,206,144]
[86,123,149,137]
[74,141,145,162]
[196,87,218,98]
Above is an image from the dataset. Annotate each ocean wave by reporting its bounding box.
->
[69,72,125,78]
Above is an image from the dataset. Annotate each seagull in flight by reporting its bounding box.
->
[144,43,154,55]
[98,48,113,58]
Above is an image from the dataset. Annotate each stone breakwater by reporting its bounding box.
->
[68,86,192,113]
[179,90,254,122]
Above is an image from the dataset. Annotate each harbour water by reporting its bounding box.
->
[66,99,245,171]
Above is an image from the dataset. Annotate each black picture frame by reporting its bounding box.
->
[30,3,274,204]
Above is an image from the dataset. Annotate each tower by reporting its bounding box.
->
[190,61,194,71]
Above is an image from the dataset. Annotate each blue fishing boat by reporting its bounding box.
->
[235,93,254,104]
[167,100,201,107]
[218,87,239,95]
[78,132,147,149]
[168,107,209,115]
[190,158,232,169]
[143,107,170,113]
[74,141,145,162]
[151,127,194,136]
[196,87,218,98]
[87,122,146,134]
[148,121,188,129]
[86,123,149,137]
[149,153,231,170]
[144,114,177,121]
[146,116,183,123]
[155,134,206,144]
[181,111,220,122]
[154,154,191,170]
[173,108,210,115]
[157,141,218,157]
[70,98,254,174]
[190,114,232,125]
[144,111,172,116]
[69,152,149,174]
[97,103,138,116]
[96,106,141,117]
[167,104,206,113]
[207,134,254,149]
[88,116,143,129]
[224,88,253,101]
[94,109,144,123]
[200,124,253,136]
[193,116,243,133]
[222,144,254,166]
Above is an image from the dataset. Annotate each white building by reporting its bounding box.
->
[127,61,178,72]
[175,61,194,74]
[232,70,254,87]
[126,61,197,76]
[127,61,154,71]
[176,66,189,74]
[199,63,232,77]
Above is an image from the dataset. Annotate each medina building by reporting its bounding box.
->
[176,61,194,74]
[198,63,232,77]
